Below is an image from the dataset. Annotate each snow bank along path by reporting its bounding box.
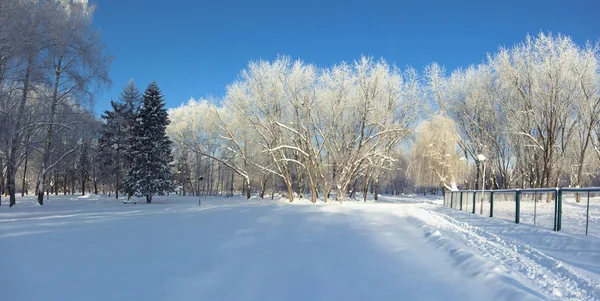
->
[1,195,599,300]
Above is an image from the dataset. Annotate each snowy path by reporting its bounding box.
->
[421,205,600,300]
[1,195,599,300]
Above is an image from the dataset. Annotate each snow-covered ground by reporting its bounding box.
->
[2,194,600,300]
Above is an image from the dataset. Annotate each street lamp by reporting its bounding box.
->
[198,176,204,206]
[477,154,487,214]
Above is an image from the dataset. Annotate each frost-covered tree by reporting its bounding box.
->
[427,32,600,193]
[428,63,508,189]
[493,33,597,189]
[407,115,464,191]
[36,0,111,205]
[0,0,73,206]
[168,56,420,202]
[166,34,600,200]
[126,82,173,203]
[316,57,421,201]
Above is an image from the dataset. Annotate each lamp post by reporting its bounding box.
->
[198,176,204,206]
[477,154,487,214]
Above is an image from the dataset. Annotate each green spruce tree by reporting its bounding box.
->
[126,82,173,203]
[99,80,141,199]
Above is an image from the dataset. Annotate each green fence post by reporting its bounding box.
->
[586,191,590,235]
[460,191,463,210]
[558,190,562,231]
[472,191,476,214]
[554,190,559,231]
[515,190,521,224]
[450,192,454,208]
[533,192,537,226]
[489,191,494,217]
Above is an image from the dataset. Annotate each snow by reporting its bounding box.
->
[1,194,600,300]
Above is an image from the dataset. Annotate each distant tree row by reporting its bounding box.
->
[169,33,600,202]
[168,56,422,203]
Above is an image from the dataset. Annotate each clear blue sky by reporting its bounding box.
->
[92,0,600,114]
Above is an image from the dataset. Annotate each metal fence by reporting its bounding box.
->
[443,187,600,236]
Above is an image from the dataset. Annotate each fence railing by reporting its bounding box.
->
[443,187,600,236]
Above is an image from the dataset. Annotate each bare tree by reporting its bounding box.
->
[36,0,111,205]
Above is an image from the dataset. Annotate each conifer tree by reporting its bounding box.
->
[118,80,141,197]
[120,79,142,116]
[99,100,130,199]
[99,80,141,199]
[126,82,173,203]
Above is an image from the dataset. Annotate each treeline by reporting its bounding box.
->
[168,33,600,202]
[168,57,421,203]
[422,33,600,192]
[3,2,599,205]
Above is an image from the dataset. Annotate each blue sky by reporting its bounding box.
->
[92,0,600,114]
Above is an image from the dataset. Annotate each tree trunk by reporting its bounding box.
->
[270,175,275,200]
[374,177,379,201]
[0,168,4,205]
[21,150,28,197]
[209,159,214,195]
[146,195,152,203]
[55,171,59,195]
[70,170,75,195]
[336,183,347,202]
[297,170,304,199]
[362,177,369,202]
[245,177,251,200]
[0,164,3,206]
[7,164,16,207]
[115,162,120,199]
[474,161,481,191]
[309,178,317,204]
[218,163,222,195]
[575,156,584,203]
[61,173,65,195]
[38,177,45,204]
[350,179,357,199]
[81,170,86,196]
[259,176,266,199]
[37,59,63,205]
[230,172,234,197]
[575,136,591,203]
[93,171,98,194]
[8,58,33,207]
[285,174,294,203]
